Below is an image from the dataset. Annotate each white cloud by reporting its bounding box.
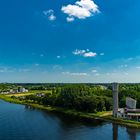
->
[73,49,97,57]
[48,14,56,21]
[76,0,99,12]
[43,9,56,21]
[61,0,100,22]
[83,52,97,57]
[73,49,86,55]
[62,71,88,76]
[66,17,75,22]
[92,69,97,73]
[62,5,91,19]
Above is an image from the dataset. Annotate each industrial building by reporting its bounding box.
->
[112,83,140,121]
[18,87,28,93]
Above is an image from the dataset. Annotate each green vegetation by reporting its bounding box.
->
[20,84,113,113]
[1,83,140,128]
[0,94,140,128]
[6,90,52,97]
[119,84,140,108]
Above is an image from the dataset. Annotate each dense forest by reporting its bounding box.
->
[23,84,112,113]
[23,84,140,113]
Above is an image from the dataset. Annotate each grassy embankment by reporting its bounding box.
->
[1,93,140,128]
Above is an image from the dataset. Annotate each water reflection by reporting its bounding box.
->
[126,127,140,140]
[112,123,140,140]
[1,101,140,140]
[25,104,140,140]
[25,105,106,127]
[112,124,118,140]
[25,105,36,110]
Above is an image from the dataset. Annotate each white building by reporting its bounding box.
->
[126,97,137,109]
[18,87,28,93]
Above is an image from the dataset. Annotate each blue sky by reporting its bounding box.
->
[0,0,140,83]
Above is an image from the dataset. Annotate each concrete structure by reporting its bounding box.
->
[112,83,119,117]
[112,83,140,121]
[126,97,137,109]
[125,108,140,121]
[117,108,125,118]
[18,87,28,93]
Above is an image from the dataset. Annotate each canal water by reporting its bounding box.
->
[0,99,140,140]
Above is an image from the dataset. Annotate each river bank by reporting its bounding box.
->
[0,95,140,129]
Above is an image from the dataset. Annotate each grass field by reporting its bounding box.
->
[5,90,52,97]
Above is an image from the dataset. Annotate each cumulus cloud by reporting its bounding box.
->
[43,9,56,21]
[83,52,97,57]
[73,49,97,57]
[73,49,86,55]
[61,0,100,22]
[62,5,91,19]
[62,71,88,76]
[76,0,99,12]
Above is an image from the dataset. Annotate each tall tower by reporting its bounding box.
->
[112,83,119,117]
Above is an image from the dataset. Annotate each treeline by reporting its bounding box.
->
[0,83,16,92]
[24,85,113,113]
[8,83,140,113]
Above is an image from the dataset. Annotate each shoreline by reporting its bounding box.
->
[0,95,140,129]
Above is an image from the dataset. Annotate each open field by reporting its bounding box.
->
[95,111,112,117]
[5,90,52,97]
[6,92,35,97]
